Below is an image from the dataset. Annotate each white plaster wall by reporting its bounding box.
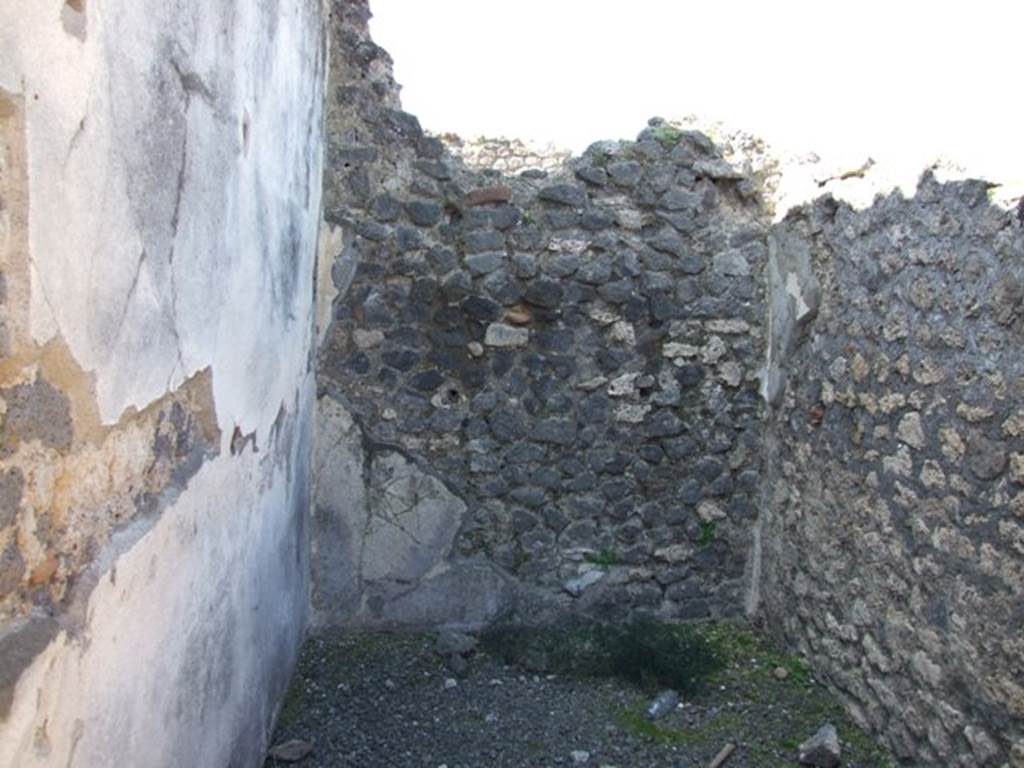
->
[0,0,323,431]
[0,0,325,765]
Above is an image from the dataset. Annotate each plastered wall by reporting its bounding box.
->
[0,1,325,766]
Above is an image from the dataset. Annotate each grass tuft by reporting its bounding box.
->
[583,548,620,568]
[617,708,708,746]
[698,521,717,546]
[651,125,684,147]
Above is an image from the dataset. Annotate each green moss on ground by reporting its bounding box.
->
[694,621,896,767]
[486,619,896,767]
[275,679,308,731]
[617,708,709,746]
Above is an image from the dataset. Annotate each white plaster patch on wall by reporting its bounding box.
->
[316,221,343,348]
[362,451,465,584]
[0,0,325,433]
[785,271,812,321]
[312,394,366,625]
[313,391,512,630]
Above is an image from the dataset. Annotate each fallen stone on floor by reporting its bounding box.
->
[645,689,680,721]
[268,739,314,763]
[563,569,606,597]
[435,629,479,677]
[798,723,841,768]
[434,630,478,657]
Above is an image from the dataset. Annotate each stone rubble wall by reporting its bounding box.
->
[761,180,1024,767]
[439,134,573,175]
[315,2,1024,765]
[0,1,326,766]
[315,1,768,629]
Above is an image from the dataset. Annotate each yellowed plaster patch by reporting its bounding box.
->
[0,358,220,621]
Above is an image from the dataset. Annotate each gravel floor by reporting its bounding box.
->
[265,625,896,768]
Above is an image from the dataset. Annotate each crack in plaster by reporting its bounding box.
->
[61,117,86,172]
[371,474,426,547]
[112,249,146,344]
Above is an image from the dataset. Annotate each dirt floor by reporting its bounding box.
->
[265,621,897,768]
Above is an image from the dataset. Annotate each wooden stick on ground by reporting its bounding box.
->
[707,743,735,768]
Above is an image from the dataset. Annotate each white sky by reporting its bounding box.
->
[370,1,1023,187]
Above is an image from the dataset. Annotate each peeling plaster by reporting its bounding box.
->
[0,0,325,765]
[0,350,220,625]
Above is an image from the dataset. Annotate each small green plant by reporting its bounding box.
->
[276,677,309,730]
[773,655,811,686]
[618,708,708,746]
[651,125,684,148]
[511,546,531,570]
[584,547,619,568]
[480,618,724,695]
[698,521,716,546]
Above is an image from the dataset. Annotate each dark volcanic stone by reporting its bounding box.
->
[371,194,402,221]
[463,230,506,254]
[355,221,391,241]
[644,411,684,438]
[462,296,503,323]
[647,229,686,257]
[534,419,577,445]
[489,409,529,442]
[538,184,587,207]
[608,161,643,187]
[406,200,443,227]
[396,226,424,251]
[524,281,564,309]
[510,486,547,508]
[576,166,608,186]
[466,252,506,276]
[413,159,453,180]
[490,206,522,230]
[967,435,1008,480]
[658,187,700,211]
[411,370,445,392]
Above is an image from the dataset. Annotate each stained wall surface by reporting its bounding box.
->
[0,1,325,766]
